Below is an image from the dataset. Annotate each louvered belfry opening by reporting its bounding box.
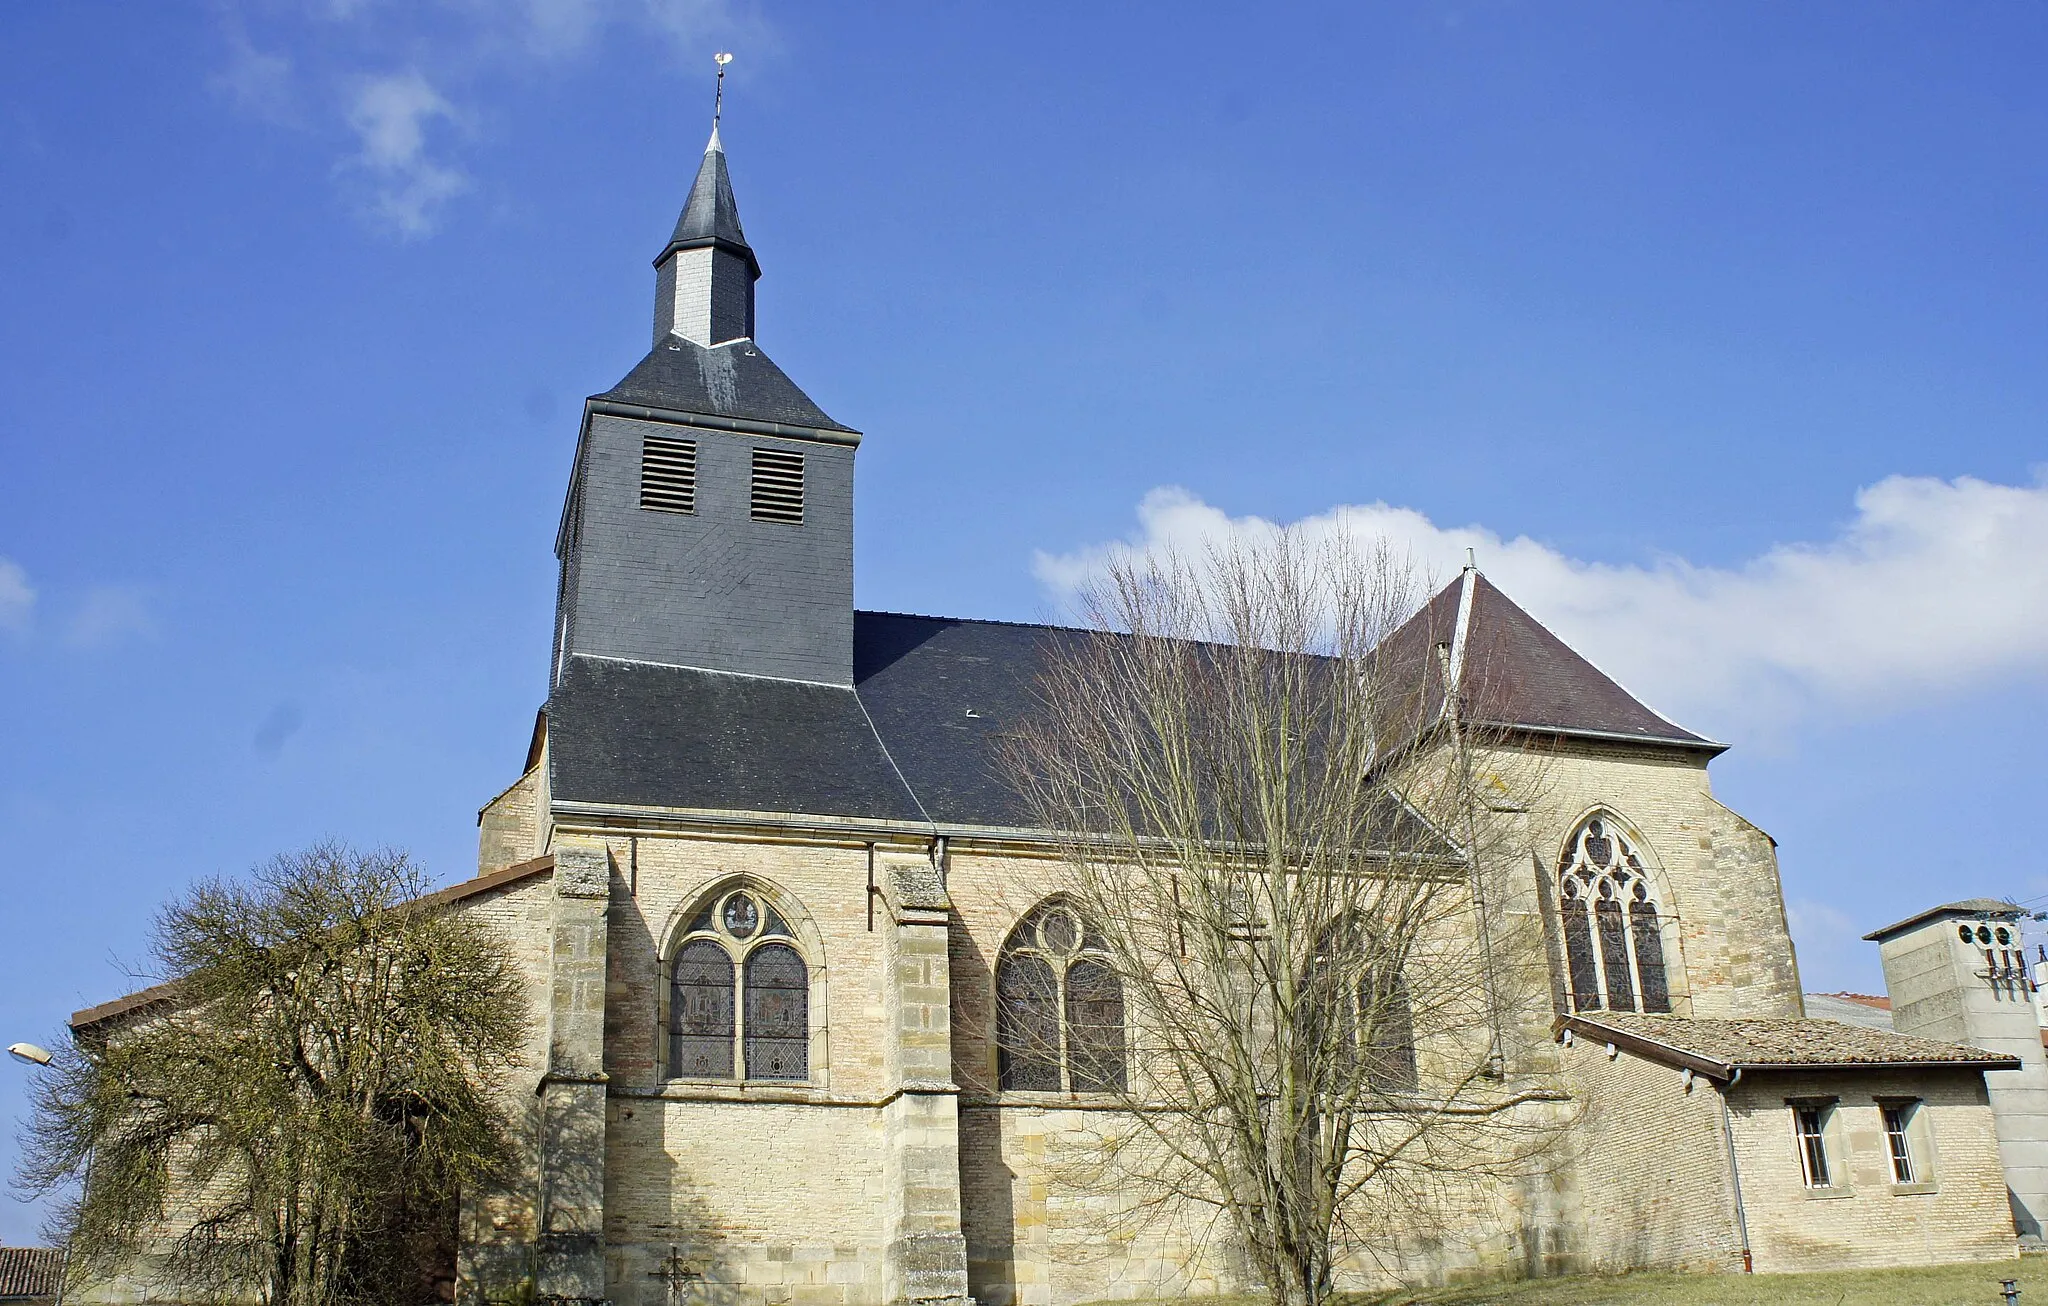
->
[750,447,805,524]
[638,434,698,514]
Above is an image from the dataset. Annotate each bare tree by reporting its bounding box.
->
[1000,533,1560,1306]
[17,842,529,1306]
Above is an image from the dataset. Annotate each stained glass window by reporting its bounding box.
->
[1559,881,1602,1012]
[997,901,1126,1093]
[1359,967,1419,1093]
[1064,957,1127,1093]
[743,943,809,1080]
[996,953,1061,1091]
[1556,814,1674,1015]
[1630,886,1670,1013]
[666,887,813,1082]
[670,940,735,1078]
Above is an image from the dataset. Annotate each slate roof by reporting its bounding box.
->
[0,1247,61,1300]
[1562,1012,2019,1083]
[549,654,927,823]
[548,613,1455,854]
[659,129,758,275]
[1863,898,2023,942]
[1378,572,1716,752]
[594,336,856,435]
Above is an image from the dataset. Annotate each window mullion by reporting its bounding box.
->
[734,945,748,1081]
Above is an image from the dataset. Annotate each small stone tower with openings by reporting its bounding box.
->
[1868,899,2048,1241]
[549,125,861,690]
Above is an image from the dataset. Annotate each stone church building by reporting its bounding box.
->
[74,126,2031,1302]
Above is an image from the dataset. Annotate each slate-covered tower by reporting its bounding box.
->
[551,127,860,689]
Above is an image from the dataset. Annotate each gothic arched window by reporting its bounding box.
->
[1556,816,1673,1014]
[667,887,810,1081]
[1305,920,1420,1094]
[997,901,1127,1093]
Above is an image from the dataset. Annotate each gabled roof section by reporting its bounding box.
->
[1381,571,1719,753]
[657,128,758,276]
[852,612,1087,830]
[851,612,1456,852]
[548,655,927,824]
[1562,1012,2019,1083]
[542,614,1458,854]
[594,335,857,436]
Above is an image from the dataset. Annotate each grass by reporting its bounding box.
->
[1080,1258,2047,1306]
[1351,1258,2042,1305]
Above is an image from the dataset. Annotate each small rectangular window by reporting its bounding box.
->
[639,435,697,514]
[1794,1104,1832,1188]
[751,448,804,524]
[1882,1100,1920,1184]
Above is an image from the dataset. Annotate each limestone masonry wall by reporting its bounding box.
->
[1728,1070,2015,1272]
[1501,740,1804,1020]
[1554,1036,1741,1274]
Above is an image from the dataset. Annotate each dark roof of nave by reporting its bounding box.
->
[1380,572,1717,751]
[1562,1012,2020,1082]
[593,336,857,435]
[548,655,927,823]
[548,613,1453,849]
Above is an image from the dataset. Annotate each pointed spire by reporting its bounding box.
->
[659,132,759,276]
[652,54,760,347]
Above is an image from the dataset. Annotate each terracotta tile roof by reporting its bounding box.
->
[1817,991,1892,1010]
[0,1247,62,1300]
[1560,1012,2020,1083]
[69,856,555,1032]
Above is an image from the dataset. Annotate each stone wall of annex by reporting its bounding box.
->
[1553,1036,1742,1274]
[1726,1069,2015,1272]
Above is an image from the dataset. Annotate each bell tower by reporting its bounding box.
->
[549,110,860,688]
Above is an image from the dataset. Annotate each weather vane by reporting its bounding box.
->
[713,51,732,129]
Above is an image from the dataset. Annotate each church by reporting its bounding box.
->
[73,121,2032,1304]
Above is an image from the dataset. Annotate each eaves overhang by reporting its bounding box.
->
[1554,1013,2022,1084]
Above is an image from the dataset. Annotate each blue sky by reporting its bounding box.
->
[6,0,2048,1240]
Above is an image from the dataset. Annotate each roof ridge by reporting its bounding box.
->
[856,608,1074,633]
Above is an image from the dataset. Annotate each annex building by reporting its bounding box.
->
[74,124,2032,1304]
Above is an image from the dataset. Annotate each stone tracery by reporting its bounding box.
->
[668,885,811,1081]
[995,899,1128,1093]
[1557,814,1672,1014]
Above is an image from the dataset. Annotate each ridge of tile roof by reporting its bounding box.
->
[1561,1012,2018,1083]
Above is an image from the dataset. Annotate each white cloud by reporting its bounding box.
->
[0,558,34,635]
[1034,473,2048,737]
[62,586,156,651]
[214,0,760,237]
[211,26,294,122]
[341,71,469,238]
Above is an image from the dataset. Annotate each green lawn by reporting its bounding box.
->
[1353,1258,2039,1305]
